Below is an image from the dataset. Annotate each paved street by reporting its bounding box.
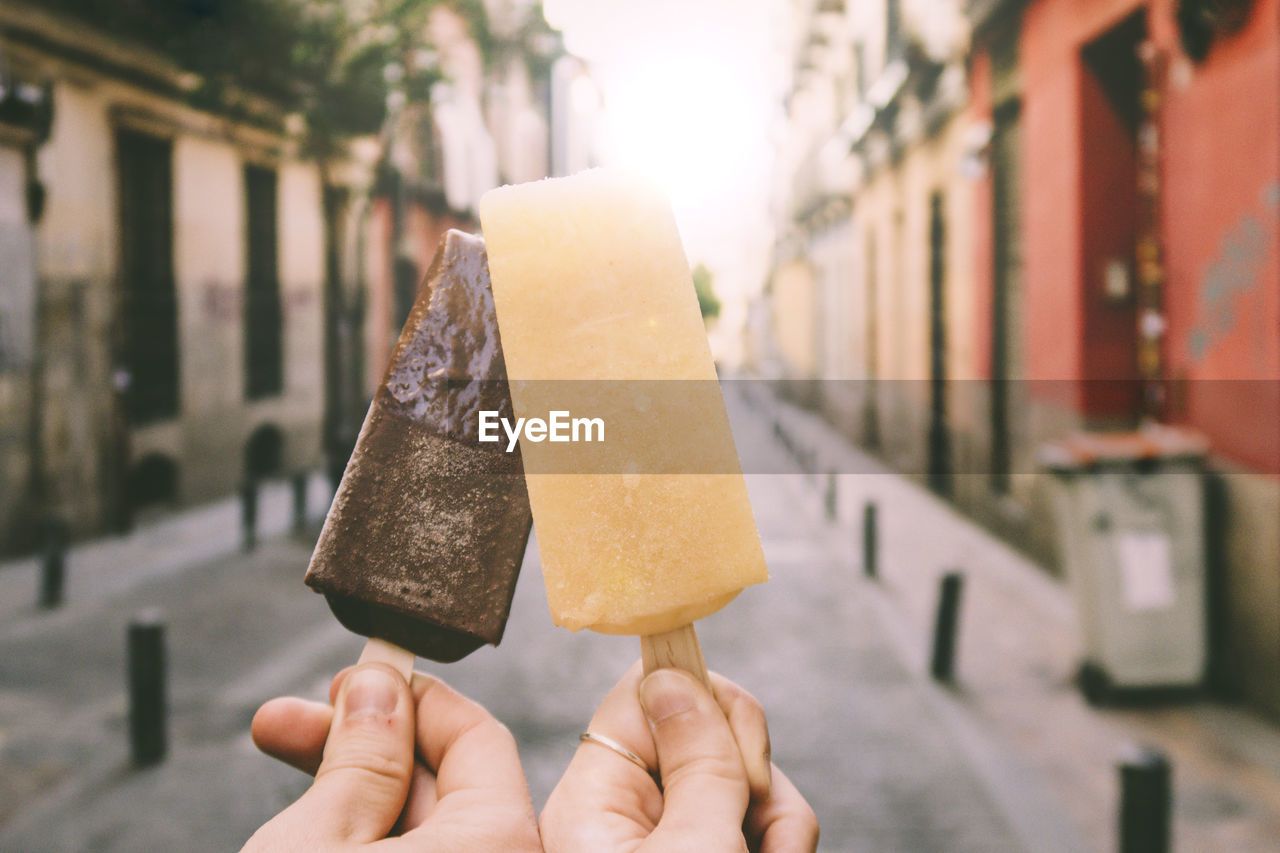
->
[2,389,1279,851]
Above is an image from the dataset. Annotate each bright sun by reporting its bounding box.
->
[542,0,783,362]
[602,47,761,217]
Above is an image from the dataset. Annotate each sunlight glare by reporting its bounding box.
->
[603,47,760,216]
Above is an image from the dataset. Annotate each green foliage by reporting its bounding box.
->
[692,263,721,320]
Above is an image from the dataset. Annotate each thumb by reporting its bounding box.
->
[640,669,750,849]
[302,663,416,842]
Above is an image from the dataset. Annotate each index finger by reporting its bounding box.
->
[709,672,772,802]
[745,765,819,853]
[251,696,332,776]
[409,671,530,800]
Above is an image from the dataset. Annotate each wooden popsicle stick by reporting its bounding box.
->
[358,636,416,681]
[641,624,711,688]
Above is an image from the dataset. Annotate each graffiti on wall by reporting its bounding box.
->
[1187,182,1280,366]
[202,282,242,322]
[202,282,316,323]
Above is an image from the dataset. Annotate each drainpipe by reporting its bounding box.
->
[1135,40,1167,422]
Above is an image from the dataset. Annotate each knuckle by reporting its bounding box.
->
[456,712,512,752]
[663,752,748,792]
[725,687,766,727]
[486,718,519,750]
[319,747,407,788]
[710,672,740,698]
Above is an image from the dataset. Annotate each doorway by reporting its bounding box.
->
[989,101,1022,495]
[116,128,178,425]
[1080,11,1144,422]
[114,128,177,529]
[862,230,880,451]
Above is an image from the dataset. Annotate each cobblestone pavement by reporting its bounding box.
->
[2,387,1278,851]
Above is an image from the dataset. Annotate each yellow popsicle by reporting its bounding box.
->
[478,169,767,638]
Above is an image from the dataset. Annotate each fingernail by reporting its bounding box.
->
[640,669,698,723]
[341,666,399,717]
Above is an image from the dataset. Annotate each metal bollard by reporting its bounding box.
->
[862,501,878,579]
[292,472,308,534]
[127,610,167,767]
[930,571,965,682]
[39,517,69,609]
[1118,746,1171,853]
[240,479,258,551]
[824,472,837,522]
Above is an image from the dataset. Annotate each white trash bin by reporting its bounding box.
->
[1041,426,1208,702]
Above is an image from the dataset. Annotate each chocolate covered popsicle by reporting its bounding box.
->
[305,230,531,664]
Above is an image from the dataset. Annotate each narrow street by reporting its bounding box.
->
[2,389,1279,851]
[3,2,1277,851]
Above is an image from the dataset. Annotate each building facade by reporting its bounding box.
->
[768,0,975,489]
[769,0,1280,717]
[0,2,334,550]
[969,0,1280,713]
[843,0,974,491]
[0,0,577,554]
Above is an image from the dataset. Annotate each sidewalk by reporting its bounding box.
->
[751,382,1280,851]
[0,473,333,622]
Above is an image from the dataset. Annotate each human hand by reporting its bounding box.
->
[540,662,818,852]
[244,663,540,851]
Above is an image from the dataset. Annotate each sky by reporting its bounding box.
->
[541,0,790,360]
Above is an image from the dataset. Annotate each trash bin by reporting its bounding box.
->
[1040,426,1208,701]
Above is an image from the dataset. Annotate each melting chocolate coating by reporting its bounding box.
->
[305,231,532,662]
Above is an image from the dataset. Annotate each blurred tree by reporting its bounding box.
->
[41,0,497,150]
[692,263,721,320]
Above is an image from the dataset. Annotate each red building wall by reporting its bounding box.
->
[1158,0,1280,473]
[974,0,1280,473]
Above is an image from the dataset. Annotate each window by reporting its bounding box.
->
[117,128,178,424]
[244,163,282,399]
